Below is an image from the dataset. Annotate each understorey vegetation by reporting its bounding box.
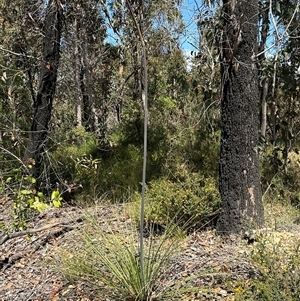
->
[1,0,300,300]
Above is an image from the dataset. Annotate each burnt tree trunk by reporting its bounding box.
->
[24,0,63,181]
[217,0,264,234]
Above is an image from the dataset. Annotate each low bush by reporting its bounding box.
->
[285,151,300,207]
[0,166,62,231]
[97,143,143,201]
[52,126,143,202]
[260,147,300,208]
[235,231,300,301]
[51,126,98,182]
[129,173,220,229]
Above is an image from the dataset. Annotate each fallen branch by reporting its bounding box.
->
[0,217,83,245]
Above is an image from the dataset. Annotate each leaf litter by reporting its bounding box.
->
[1,197,300,300]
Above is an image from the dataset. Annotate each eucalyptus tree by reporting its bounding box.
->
[217,0,264,234]
[103,0,185,129]
[54,0,108,144]
[23,0,63,181]
[256,1,300,175]
[271,1,300,171]
[258,0,271,139]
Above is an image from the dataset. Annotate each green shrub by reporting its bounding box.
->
[52,126,97,173]
[130,173,220,229]
[285,151,300,207]
[261,148,300,207]
[50,127,100,196]
[52,127,144,202]
[97,144,143,201]
[235,232,300,301]
[263,203,300,230]
[0,166,62,231]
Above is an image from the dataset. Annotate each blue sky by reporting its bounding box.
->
[104,0,201,51]
[180,0,201,51]
[181,0,278,56]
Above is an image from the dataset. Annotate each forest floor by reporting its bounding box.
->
[1,195,300,301]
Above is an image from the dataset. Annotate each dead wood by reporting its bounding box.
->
[0,217,83,245]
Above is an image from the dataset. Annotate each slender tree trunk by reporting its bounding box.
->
[217,0,264,234]
[261,79,268,138]
[81,32,94,132]
[271,52,279,144]
[132,37,140,102]
[72,17,83,127]
[283,96,292,174]
[258,1,269,139]
[24,0,63,180]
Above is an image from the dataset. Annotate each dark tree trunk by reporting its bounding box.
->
[24,0,63,181]
[217,0,264,234]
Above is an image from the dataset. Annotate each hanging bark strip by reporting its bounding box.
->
[24,0,63,180]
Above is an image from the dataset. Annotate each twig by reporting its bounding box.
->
[0,46,35,58]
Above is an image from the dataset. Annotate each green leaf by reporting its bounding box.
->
[51,190,60,200]
[276,2,281,13]
[37,191,44,198]
[25,176,37,184]
[53,199,62,208]
[20,189,32,195]
[51,190,62,207]
[31,200,47,212]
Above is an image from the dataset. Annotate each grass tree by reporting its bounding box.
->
[56,211,183,301]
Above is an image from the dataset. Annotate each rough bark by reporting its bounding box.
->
[217,0,264,234]
[23,0,63,180]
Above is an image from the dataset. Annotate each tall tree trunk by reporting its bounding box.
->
[260,79,268,138]
[217,0,264,234]
[24,0,63,181]
[73,17,83,127]
[81,31,94,131]
[258,0,270,139]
